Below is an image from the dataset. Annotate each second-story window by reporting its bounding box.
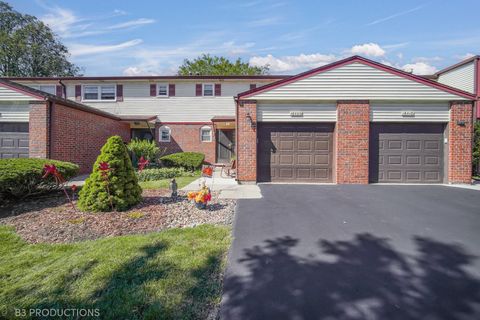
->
[83,84,116,101]
[157,84,168,97]
[203,83,214,96]
[31,85,56,95]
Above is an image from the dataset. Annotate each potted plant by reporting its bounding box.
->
[187,184,212,209]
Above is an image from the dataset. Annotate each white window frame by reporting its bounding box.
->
[30,85,56,95]
[200,125,212,142]
[202,83,214,97]
[157,83,169,97]
[159,125,171,142]
[82,84,117,102]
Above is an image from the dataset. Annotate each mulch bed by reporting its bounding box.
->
[0,190,235,244]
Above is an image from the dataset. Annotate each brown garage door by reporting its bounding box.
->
[369,123,444,183]
[0,122,29,158]
[258,123,334,182]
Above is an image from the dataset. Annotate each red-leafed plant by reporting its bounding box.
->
[42,164,77,212]
[98,161,114,211]
[138,156,149,172]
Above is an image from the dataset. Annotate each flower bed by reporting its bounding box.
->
[0,190,235,243]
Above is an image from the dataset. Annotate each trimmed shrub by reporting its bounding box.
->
[78,136,142,212]
[160,152,205,170]
[136,167,196,182]
[0,158,79,199]
[127,138,162,165]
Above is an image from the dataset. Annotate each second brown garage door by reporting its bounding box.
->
[369,123,445,183]
[258,123,334,182]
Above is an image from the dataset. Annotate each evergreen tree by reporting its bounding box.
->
[78,136,142,212]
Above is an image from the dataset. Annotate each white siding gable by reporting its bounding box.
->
[437,61,475,94]
[0,102,30,122]
[250,62,468,101]
[0,86,40,101]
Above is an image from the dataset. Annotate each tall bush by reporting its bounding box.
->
[127,138,161,165]
[78,136,142,212]
[473,121,480,176]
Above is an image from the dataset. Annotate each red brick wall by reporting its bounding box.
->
[236,100,257,182]
[49,102,130,174]
[156,123,216,164]
[29,102,50,159]
[449,101,473,184]
[336,101,370,184]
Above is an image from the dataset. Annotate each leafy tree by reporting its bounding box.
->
[78,136,142,212]
[0,1,80,77]
[178,54,269,76]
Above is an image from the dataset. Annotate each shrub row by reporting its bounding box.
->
[0,158,79,199]
[160,152,204,170]
[136,167,196,182]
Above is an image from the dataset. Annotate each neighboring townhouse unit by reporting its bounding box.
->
[0,75,287,170]
[0,55,477,184]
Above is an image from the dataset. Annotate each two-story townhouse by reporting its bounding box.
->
[0,75,287,171]
[0,55,477,184]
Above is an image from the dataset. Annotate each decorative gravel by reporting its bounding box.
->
[0,190,235,244]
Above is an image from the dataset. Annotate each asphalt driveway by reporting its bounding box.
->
[221,185,480,320]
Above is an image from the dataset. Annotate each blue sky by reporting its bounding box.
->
[9,0,480,76]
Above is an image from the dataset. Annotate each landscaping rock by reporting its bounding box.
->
[0,190,235,244]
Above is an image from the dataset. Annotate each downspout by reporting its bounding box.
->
[47,100,53,158]
[234,96,239,181]
[58,80,67,98]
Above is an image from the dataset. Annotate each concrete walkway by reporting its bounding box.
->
[181,169,262,199]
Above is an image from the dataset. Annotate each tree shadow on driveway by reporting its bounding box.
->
[221,234,480,320]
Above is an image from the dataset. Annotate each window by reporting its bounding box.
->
[159,126,171,142]
[200,126,212,142]
[157,84,168,97]
[31,85,56,95]
[83,84,116,101]
[202,83,214,96]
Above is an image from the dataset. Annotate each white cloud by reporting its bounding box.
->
[456,53,476,61]
[367,5,425,26]
[249,53,337,72]
[349,43,385,57]
[122,66,160,76]
[401,62,438,75]
[412,56,443,63]
[41,7,81,37]
[247,16,282,27]
[108,18,156,30]
[69,39,143,56]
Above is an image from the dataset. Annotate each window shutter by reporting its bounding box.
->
[150,84,156,96]
[215,84,221,96]
[55,85,63,97]
[75,85,81,101]
[169,84,175,96]
[250,84,256,90]
[116,84,123,102]
[196,84,202,96]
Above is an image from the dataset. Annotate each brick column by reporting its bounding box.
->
[449,101,473,184]
[29,102,50,158]
[336,101,370,184]
[237,100,257,182]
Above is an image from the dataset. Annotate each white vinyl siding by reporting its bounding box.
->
[370,102,450,122]
[437,61,475,94]
[85,97,235,122]
[250,62,468,101]
[0,86,39,101]
[257,102,337,122]
[0,103,31,122]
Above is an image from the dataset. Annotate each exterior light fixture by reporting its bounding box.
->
[246,112,256,128]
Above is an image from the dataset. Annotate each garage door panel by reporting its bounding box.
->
[370,123,444,183]
[258,123,333,182]
[0,123,29,159]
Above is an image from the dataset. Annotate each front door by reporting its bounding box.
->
[217,129,235,163]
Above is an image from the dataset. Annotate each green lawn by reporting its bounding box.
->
[0,224,231,319]
[139,175,199,190]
